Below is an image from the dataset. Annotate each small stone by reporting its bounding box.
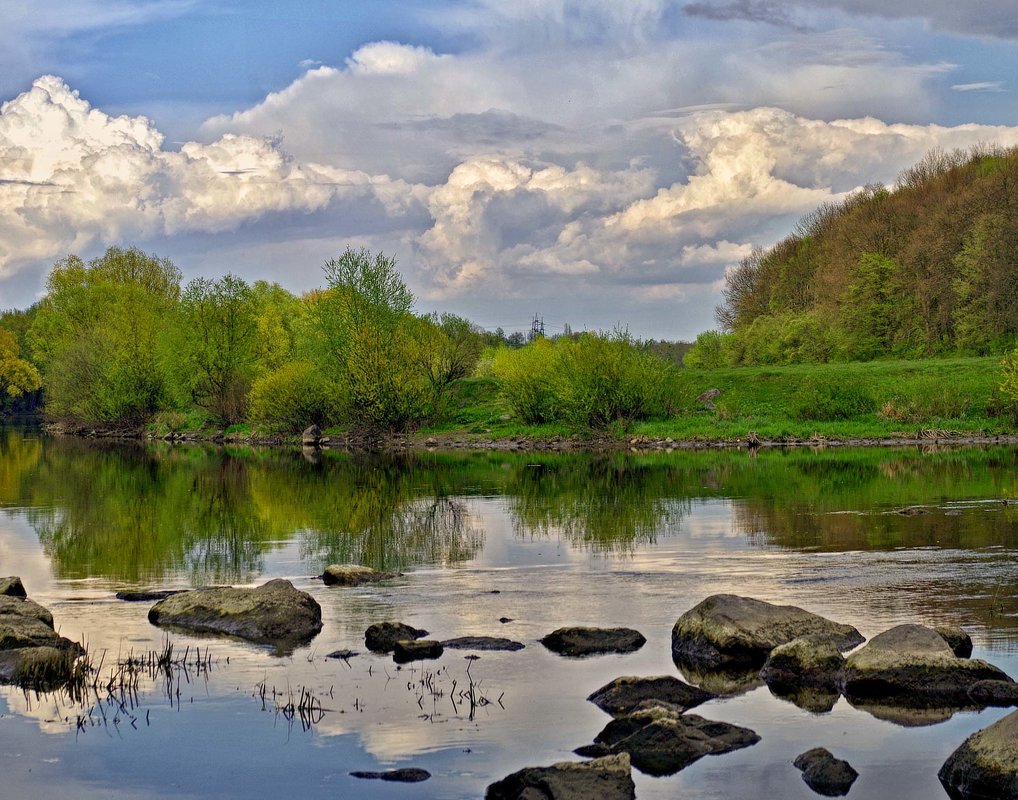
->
[325,649,359,660]
[115,589,185,602]
[541,626,646,657]
[321,564,396,586]
[441,636,525,652]
[793,747,859,796]
[393,639,443,663]
[350,768,430,783]
[364,621,428,653]
[486,753,635,800]
[0,577,27,598]
[934,625,974,658]
[588,675,714,717]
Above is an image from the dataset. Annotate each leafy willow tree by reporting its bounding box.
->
[171,274,259,425]
[313,247,439,430]
[953,212,1018,353]
[30,247,180,423]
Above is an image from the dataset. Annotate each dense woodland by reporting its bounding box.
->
[690,145,1018,367]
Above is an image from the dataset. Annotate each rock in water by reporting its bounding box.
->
[760,636,846,690]
[350,768,430,782]
[301,424,322,445]
[147,579,322,650]
[672,594,864,670]
[841,624,1011,705]
[321,564,396,586]
[579,703,760,776]
[588,675,715,717]
[485,753,635,799]
[939,708,1018,799]
[540,627,646,657]
[793,748,859,796]
[969,680,1018,707]
[365,621,428,653]
[0,577,27,598]
[115,589,185,602]
[393,639,443,663]
[0,593,81,686]
[441,636,525,651]
[934,625,974,658]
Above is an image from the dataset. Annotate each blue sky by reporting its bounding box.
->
[2,0,1018,338]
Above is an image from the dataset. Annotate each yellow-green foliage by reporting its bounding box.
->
[249,361,343,431]
[0,328,41,399]
[492,338,561,424]
[1000,349,1018,414]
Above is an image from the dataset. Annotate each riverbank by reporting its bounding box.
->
[39,355,1018,452]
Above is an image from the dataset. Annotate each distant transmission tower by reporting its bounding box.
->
[529,313,545,341]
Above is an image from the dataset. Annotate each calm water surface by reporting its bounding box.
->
[2,431,1018,799]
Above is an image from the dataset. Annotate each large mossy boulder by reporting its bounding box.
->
[939,708,1018,799]
[841,624,1011,705]
[588,676,715,717]
[486,753,635,800]
[540,627,646,657]
[577,703,760,776]
[672,595,864,670]
[321,564,396,586]
[0,591,81,686]
[148,579,322,650]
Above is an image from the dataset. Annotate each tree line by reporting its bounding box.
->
[0,245,682,432]
[688,144,1018,367]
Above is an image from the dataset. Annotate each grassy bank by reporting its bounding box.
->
[418,356,1016,445]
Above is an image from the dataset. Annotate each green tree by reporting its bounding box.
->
[953,212,1018,353]
[172,274,259,425]
[30,247,181,423]
[0,328,41,402]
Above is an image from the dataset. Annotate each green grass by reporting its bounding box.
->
[421,357,1016,444]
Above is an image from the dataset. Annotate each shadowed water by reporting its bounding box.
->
[1,430,1017,798]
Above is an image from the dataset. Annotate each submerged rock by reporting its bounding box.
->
[321,564,397,586]
[675,662,764,697]
[672,594,864,670]
[793,747,859,797]
[115,589,186,602]
[588,675,715,717]
[393,639,443,663]
[841,624,1011,705]
[325,649,359,660]
[147,579,323,650]
[935,625,974,658]
[486,753,635,800]
[540,626,646,657]
[441,636,525,652]
[0,577,27,598]
[350,768,430,782]
[578,703,760,776]
[365,621,428,653]
[939,708,1018,799]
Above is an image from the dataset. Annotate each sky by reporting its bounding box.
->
[2,1,1018,339]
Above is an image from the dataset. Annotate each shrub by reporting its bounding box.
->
[249,361,342,431]
[491,340,561,424]
[683,330,730,369]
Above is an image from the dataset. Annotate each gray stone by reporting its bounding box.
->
[321,564,396,586]
[841,624,1011,705]
[969,680,1018,707]
[116,589,185,602]
[365,621,428,653]
[350,768,430,782]
[441,636,525,652]
[588,675,715,717]
[393,639,443,663]
[939,708,1018,799]
[697,388,722,410]
[0,577,26,597]
[147,579,323,651]
[0,594,81,686]
[793,747,859,797]
[672,594,864,670]
[301,424,322,445]
[580,703,760,776]
[761,635,846,689]
[485,753,635,800]
[935,625,974,658]
[540,627,646,657]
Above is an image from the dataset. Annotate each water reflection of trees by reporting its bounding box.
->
[504,455,688,554]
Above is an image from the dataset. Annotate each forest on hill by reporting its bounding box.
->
[690,145,1018,367]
